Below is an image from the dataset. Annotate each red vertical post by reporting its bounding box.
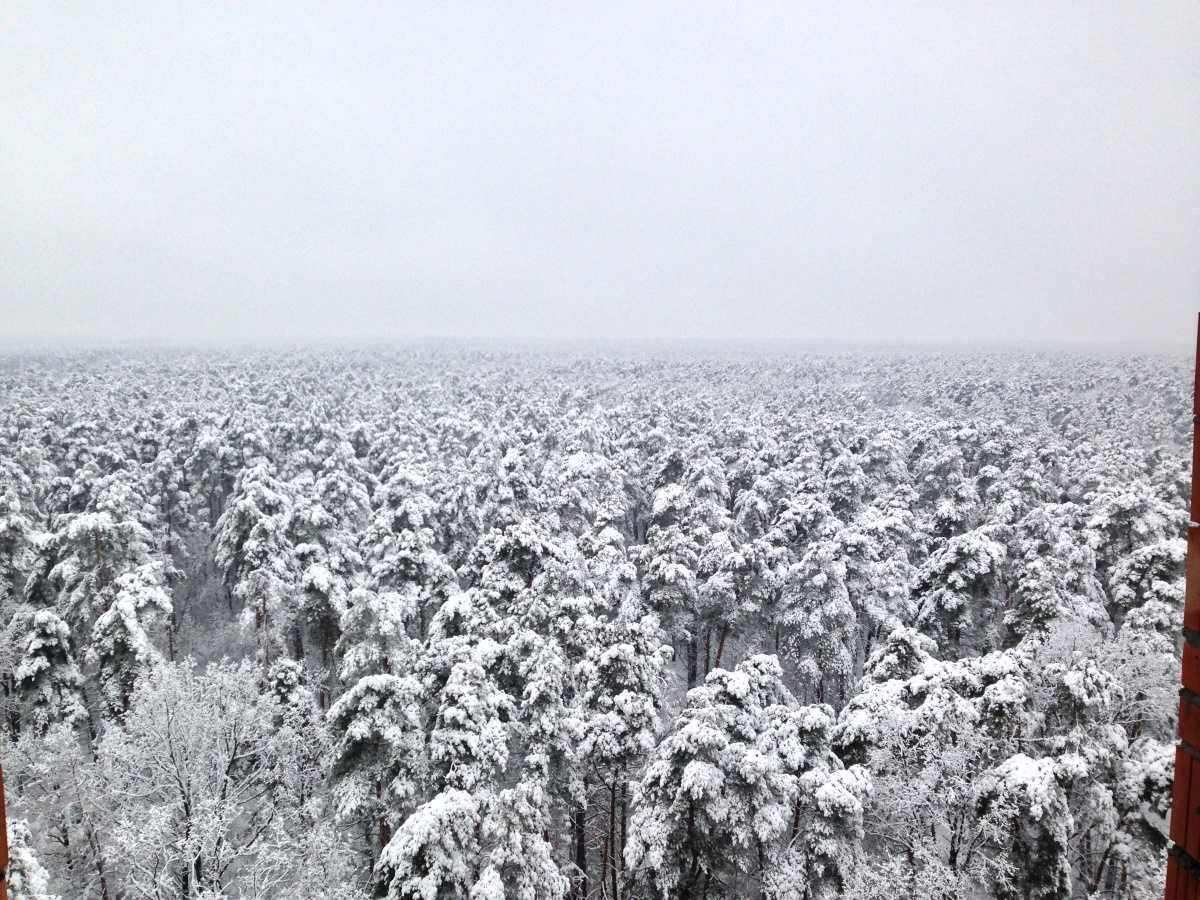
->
[1169,313,1200,897]
[0,761,8,900]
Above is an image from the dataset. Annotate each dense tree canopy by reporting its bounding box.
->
[0,342,1188,899]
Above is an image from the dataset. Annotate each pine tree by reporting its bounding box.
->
[0,463,37,612]
[12,608,87,733]
[1086,483,1183,581]
[338,586,419,683]
[291,441,373,680]
[571,609,669,898]
[913,527,1007,653]
[87,562,172,715]
[214,459,295,672]
[975,755,1073,900]
[43,470,162,634]
[626,655,857,899]
[428,644,513,793]
[474,780,568,900]
[377,788,481,899]
[147,439,198,661]
[644,448,736,687]
[328,670,426,865]
[1108,538,1185,636]
[777,538,856,705]
[364,466,457,639]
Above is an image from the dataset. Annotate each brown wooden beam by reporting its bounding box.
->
[1168,313,1200,899]
[0,760,8,900]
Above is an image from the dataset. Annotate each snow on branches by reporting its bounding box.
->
[0,344,1188,899]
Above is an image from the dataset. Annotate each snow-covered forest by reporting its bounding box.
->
[0,343,1188,900]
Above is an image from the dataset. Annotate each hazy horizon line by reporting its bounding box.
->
[0,331,1190,354]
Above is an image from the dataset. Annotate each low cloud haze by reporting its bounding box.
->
[2,3,1198,344]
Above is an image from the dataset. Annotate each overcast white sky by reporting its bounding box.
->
[2,3,1198,344]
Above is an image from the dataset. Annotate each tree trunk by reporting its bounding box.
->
[599,828,610,900]
[290,623,305,662]
[573,803,588,900]
[254,591,270,679]
[618,776,628,899]
[86,825,111,900]
[610,779,619,900]
[714,623,730,669]
[377,778,392,856]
